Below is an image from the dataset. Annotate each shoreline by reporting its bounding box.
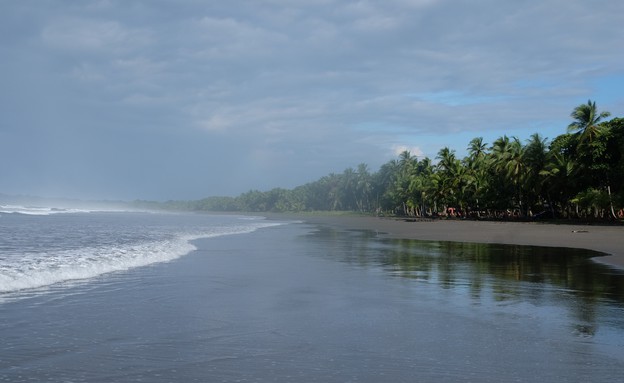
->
[266,213,624,270]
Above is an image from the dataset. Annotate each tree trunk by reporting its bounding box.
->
[608,185,617,219]
[546,192,555,218]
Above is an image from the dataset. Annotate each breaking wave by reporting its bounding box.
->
[0,204,137,216]
[0,213,283,296]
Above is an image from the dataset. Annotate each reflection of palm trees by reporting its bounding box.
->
[387,239,624,304]
[307,227,624,341]
[573,295,598,338]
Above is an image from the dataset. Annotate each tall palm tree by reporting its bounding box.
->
[340,167,357,210]
[489,136,516,210]
[490,136,512,172]
[467,137,487,163]
[523,133,549,214]
[540,152,577,217]
[416,158,435,215]
[436,147,456,173]
[506,137,527,214]
[436,147,462,212]
[355,163,371,212]
[568,100,618,217]
[374,159,400,213]
[465,137,488,212]
[568,99,611,144]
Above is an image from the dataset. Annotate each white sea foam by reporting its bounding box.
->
[0,219,284,295]
[0,205,79,215]
[0,237,193,294]
[0,204,138,216]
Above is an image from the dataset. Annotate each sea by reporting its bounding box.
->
[1,206,623,382]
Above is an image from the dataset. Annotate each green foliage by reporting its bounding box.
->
[138,100,623,220]
[568,99,611,144]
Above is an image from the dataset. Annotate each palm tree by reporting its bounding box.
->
[488,136,515,209]
[465,137,488,213]
[568,100,617,217]
[540,152,577,217]
[436,147,462,213]
[355,163,371,212]
[568,99,611,144]
[467,137,487,163]
[373,159,400,213]
[394,151,420,215]
[450,159,471,212]
[436,147,456,173]
[416,158,435,215]
[506,137,527,214]
[340,167,358,210]
[523,133,549,214]
[490,136,512,173]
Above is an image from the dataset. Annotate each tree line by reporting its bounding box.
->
[138,100,624,220]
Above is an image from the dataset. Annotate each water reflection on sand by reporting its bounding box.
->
[304,226,624,356]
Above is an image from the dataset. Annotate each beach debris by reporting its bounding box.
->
[571,230,589,233]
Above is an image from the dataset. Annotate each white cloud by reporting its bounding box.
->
[70,62,105,83]
[121,93,170,107]
[392,145,424,158]
[196,114,232,132]
[193,16,288,59]
[42,18,152,54]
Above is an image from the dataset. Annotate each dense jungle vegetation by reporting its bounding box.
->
[139,100,624,220]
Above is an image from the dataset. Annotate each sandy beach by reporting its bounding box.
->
[269,214,624,270]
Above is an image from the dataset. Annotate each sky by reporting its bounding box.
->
[1,0,623,201]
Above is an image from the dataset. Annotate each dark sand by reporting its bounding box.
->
[269,214,624,270]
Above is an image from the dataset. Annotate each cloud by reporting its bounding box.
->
[392,145,425,158]
[1,0,623,200]
[193,16,289,60]
[41,18,152,54]
[408,91,509,107]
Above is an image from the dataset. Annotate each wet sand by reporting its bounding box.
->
[268,214,624,270]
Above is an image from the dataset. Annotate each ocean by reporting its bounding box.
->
[1,207,623,382]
